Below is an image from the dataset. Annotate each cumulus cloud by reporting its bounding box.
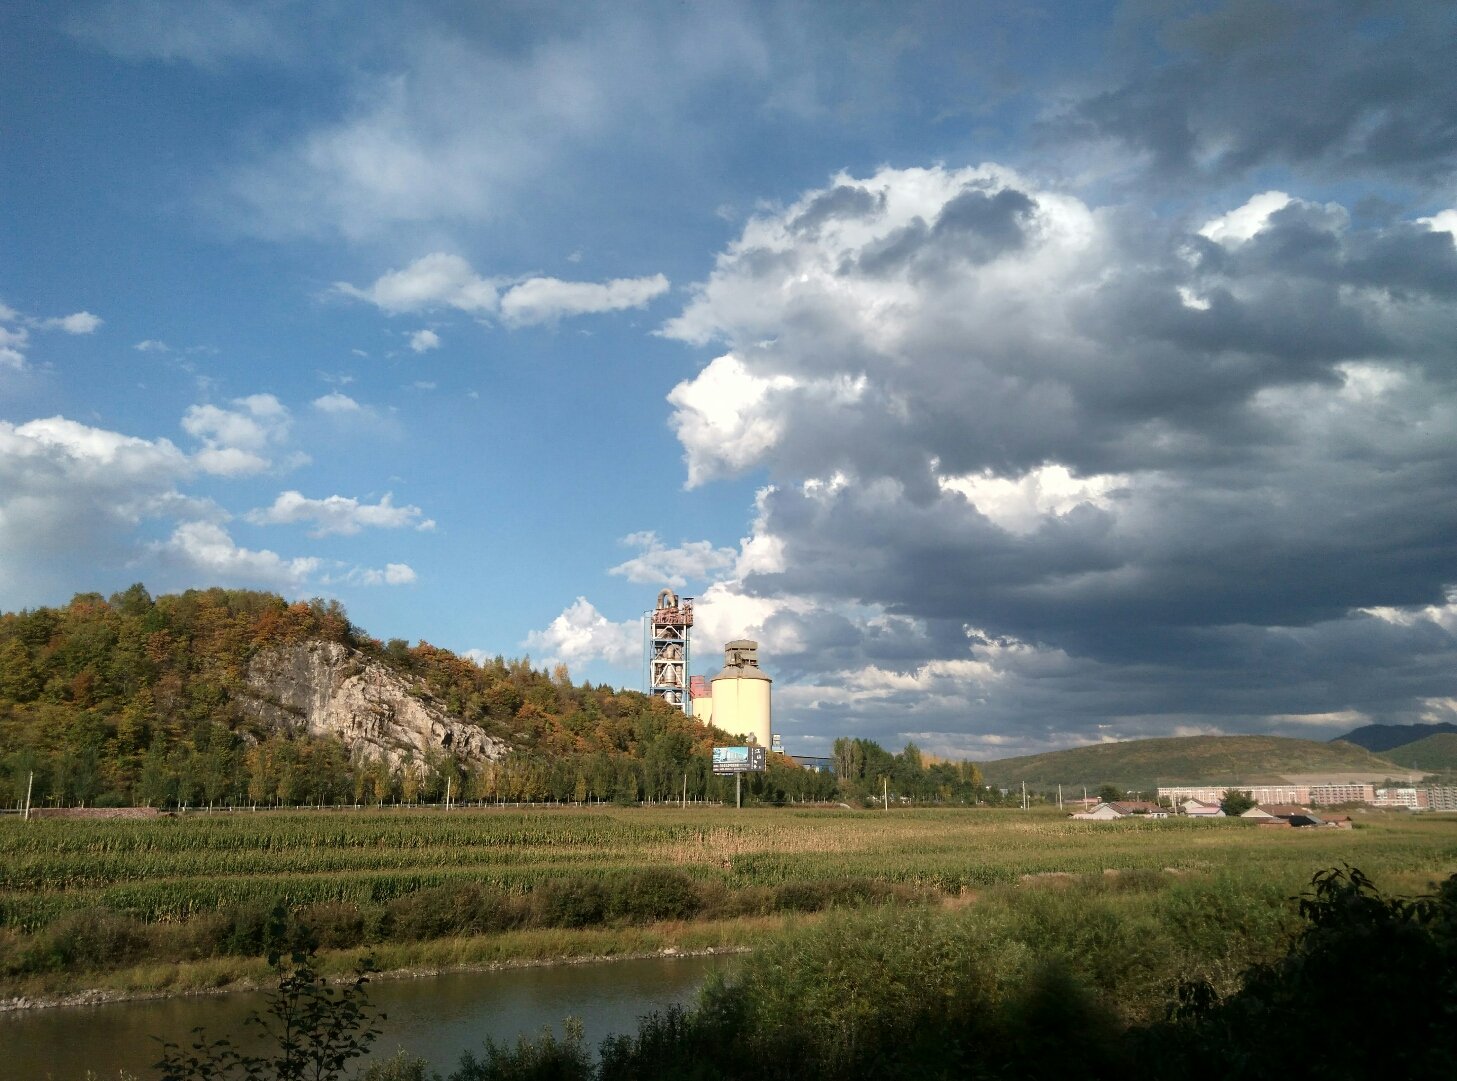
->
[409,328,440,353]
[662,164,1457,753]
[155,520,321,590]
[182,393,291,475]
[348,562,418,586]
[0,417,194,603]
[335,253,498,315]
[498,273,669,325]
[524,597,641,669]
[0,322,27,370]
[0,408,423,607]
[155,521,419,593]
[608,531,737,587]
[246,490,434,537]
[1,302,104,369]
[312,392,361,414]
[335,253,669,328]
[39,311,103,334]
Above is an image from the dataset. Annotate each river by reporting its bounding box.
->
[0,954,727,1080]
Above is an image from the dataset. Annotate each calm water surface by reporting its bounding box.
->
[1,954,726,1080]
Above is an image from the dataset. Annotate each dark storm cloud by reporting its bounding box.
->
[857,187,1037,276]
[791,185,887,236]
[1065,1,1457,186]
[667,162,1457,752]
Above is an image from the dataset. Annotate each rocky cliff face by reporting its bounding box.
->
[236,640,507,769]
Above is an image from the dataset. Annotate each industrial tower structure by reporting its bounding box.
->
[646,589,693,713]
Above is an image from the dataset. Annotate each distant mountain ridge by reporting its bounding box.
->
[1330,721,1457,753]
[976,734,1409,792]
[1376,732,1457,773]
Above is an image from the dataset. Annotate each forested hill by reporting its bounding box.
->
[0,585,801,809]
[975,734,1408,792]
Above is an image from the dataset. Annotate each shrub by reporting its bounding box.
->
[608,870,701,923]
[30,908,150,971]
[530,878,608,929]
[300,902,368,951]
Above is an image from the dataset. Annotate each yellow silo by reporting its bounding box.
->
[709,639,772,750]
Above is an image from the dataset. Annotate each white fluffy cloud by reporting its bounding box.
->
[0,323,27,370]
[0,406,424,607]
[608,530,737,587]
[336,253,499,315]
[156,520,321,590]
[312,392,361,413]
[156,521,419,593]
[336,252,669,327]
[409,328,440,352]
[0,302,104,369]
[182,393,291,475]
[498,274,669,325]
[1197,190,1292,245]
[351,562,418,586]
[524,597,641,669]
[40,311,103,334]
[246,490,434,537]
[0,416,194,602]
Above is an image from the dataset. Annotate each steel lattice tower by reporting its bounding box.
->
[646,588,693,713]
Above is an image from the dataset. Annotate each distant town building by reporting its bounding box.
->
[1308,783,1375,805]
[1374,787,1423,810]
[1243,804,1324,827]
[1427,786,1457,812]
[1160,784,1311,805]
[1069,800,1169,820]
[1180,799,1224,817]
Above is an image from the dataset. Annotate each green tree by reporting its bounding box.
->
[1097,784,1126,803]
[0,638,41,701]
[1220,788,1256,816]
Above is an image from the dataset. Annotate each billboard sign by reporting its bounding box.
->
[712,746,766,774]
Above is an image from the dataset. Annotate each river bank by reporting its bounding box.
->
[0,914,777,1012]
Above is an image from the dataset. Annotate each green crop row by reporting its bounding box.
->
[1,807,1452,937]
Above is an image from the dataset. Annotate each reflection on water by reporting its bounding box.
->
[0,954,726,1081]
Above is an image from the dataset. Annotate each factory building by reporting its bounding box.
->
[647,589,774,749]
[707,639,773,751]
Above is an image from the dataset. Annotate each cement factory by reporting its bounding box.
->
[646,589,778,753]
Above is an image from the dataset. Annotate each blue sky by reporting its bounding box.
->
[4,1,1457,759]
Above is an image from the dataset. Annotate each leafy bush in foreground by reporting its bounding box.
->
[332,866,1457,1081]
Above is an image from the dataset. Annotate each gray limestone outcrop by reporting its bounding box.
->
[236,640,507,769]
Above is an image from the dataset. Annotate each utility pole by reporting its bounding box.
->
[735,772,741,810]
[682,773,688,809]
[23,771,33,822]
[1058,784,1063,810]
[883,776,889,812]
[1021,781,1027,811]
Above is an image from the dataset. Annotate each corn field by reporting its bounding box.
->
[2,806,1453,934]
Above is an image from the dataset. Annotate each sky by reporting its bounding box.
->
[3,0,1456,761]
